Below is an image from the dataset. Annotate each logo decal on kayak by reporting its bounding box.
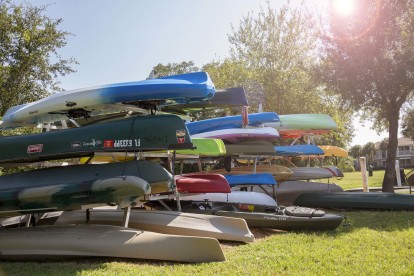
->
[27,144,43,154]
[71,141,82,149]
[176,129,186,143]
[82,139,102,147]
[104,140,114,148]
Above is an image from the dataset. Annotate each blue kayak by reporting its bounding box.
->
[1,72,215,129]
[186,112,281,135]
[274,145,325,156]
[224,173,276,187]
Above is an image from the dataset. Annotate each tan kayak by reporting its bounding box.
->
[0,224,225,262]
[208,164,293,182]
[56,209,254,243]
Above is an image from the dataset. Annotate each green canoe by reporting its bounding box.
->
[0,115,193,164]
[293,192,414,210]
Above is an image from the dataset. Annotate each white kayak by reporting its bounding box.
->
[179,191,278,206]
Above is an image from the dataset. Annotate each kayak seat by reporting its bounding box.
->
[284,206,325,217]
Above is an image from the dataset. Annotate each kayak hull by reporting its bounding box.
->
[0,224,225,262]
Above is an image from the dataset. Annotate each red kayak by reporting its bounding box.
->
[176,174,230,193]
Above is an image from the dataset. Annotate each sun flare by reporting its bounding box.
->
[332,0,355,16]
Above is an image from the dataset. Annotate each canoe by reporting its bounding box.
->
[318,145,348,157]
[223,173,277,187]
[210,164,293,182]
[56,209,254,243]
[248,181,344,206]
[274,145,325,156]
[288,167,334,181]
[186,112,281,135]
[176,173,231,193]
[0,224,225,262]
[265,114,337,139]
[161,87,248,114]
[0,115,193,164]
[293,192,414,210]
[0,72,215,129]
[191,127,279,143]
[0,160,173,217]
[224,140,277,156]
[178,191,278,207]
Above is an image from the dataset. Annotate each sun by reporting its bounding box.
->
[332,0,356,16]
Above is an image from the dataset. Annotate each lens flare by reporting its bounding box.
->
[333,0,355,16]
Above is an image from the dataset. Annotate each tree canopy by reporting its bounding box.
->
[316,0,414,192]
[0,0,77,115]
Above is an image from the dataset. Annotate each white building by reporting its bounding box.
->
[374,137,414,168]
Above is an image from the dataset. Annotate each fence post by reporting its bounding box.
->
[360,157,369,192]
[395,160,402,187]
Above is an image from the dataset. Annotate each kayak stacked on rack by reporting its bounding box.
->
[0,71,349,263]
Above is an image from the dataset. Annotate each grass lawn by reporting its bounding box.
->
[1,211,413,276]
[320,169,412,191]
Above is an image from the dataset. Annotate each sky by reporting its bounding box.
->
[16,0,395,147]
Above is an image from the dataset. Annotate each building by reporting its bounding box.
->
[373,137,414,168]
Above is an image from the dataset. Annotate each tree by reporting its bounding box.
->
[402,109,414,139]
[228,1,323,115]
[227,1,354,147]
[349,145,362,158]
[362,142,376,164]
[316,0,414,192]
[0,1,77,115]
[150,61,199,79]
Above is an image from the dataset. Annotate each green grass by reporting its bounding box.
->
[1,211,414,276]
[320,169,412,191]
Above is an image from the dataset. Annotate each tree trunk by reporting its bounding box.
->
[382,111,400,192]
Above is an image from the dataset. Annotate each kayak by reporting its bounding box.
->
[56,209,254,243]
[0,72,215,129]
[0,160,173,217]
[176,173,231,193]
[0,225,225,262]
[186,112,281,135]
[293,192,414,210]
[0,115,193,164]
